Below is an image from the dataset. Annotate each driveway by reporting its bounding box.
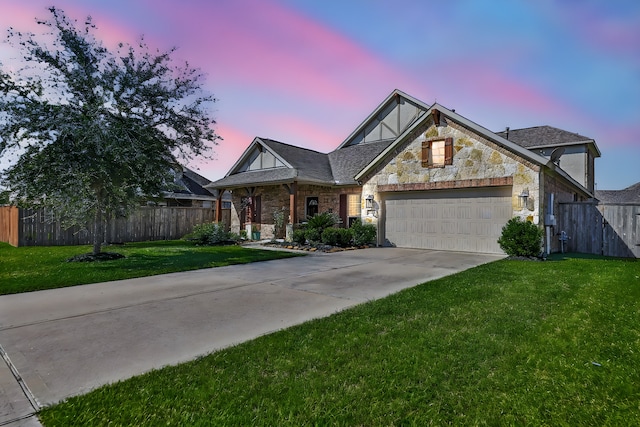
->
[0,247,503,426]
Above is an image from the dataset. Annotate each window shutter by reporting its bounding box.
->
[339,194,347,228]
[444,137,453,165]
[421,140,429,167]
[253,195,262,223]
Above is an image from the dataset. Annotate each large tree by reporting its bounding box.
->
[0,7,219,255]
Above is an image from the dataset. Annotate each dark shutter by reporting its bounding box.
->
[253,195,262,223]
[421,140,429,167]
[444,137,453,165]
[339,194,347,228]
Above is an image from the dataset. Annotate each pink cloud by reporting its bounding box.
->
[250,112,345,153]
[140,0,424,109]
[555,1,640,60]
[187,123,254,180]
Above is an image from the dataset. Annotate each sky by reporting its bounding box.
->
[0,0,638,190]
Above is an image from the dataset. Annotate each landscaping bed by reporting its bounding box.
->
[262,240,375,253]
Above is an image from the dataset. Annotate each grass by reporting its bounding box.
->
[0,241,300,295]
[38,255,640,426]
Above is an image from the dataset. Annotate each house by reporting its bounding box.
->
[596,182,640,204]
[147,166,231,214]
[207,89,599,254]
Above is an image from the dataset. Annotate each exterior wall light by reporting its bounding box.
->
[365,194,374,209]
[518,189,529,209]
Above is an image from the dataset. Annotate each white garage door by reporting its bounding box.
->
[384,187,512,254]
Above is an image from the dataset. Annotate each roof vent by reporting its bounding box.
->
[505,127,510,140]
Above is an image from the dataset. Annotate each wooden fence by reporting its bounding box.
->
[0,206,216,247]
[557,202,639,258]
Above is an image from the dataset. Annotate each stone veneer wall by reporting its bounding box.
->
[360,120,542,233]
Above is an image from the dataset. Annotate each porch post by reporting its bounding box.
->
[288,182,297,225]
[215,188,225,224]
[283,182,297,242]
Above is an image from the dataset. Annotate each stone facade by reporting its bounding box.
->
[361,120,542,231]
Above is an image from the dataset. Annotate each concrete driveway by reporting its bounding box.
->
[0,247,503,426]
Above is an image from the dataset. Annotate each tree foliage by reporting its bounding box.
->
[0,7,219,254]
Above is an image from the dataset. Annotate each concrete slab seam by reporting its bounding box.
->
[0,344,41,414]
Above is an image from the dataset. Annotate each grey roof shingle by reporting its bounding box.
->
[328,140,394,184]
[495,125,593,148]
[177,168,215,196]
[260,139,334,182]
[596,182,640,203]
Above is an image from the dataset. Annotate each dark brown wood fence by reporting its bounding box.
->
[0,206,215,247]
[557,202,639,258]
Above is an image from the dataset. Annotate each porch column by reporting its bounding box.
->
[284,182,297,224]
[283,182,297,242]
[215,188,225,224]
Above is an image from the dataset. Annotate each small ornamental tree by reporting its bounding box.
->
[497,217,544,257]
[0,8,219,255]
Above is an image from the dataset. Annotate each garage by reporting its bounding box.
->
[383,187,513,254]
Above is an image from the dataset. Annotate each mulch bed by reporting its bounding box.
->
[67,252,126,262]
[262,241,374,253]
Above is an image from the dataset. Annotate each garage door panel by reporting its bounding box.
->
[384,187,512,254]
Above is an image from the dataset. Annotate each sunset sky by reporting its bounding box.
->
[1,0,638,190]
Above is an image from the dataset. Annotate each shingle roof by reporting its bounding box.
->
[177,168,215,196]
[208,167,298,188]
[260,139,334,182]
[495,125,593,148]
[596,182,640,203]
[328,140,394,184]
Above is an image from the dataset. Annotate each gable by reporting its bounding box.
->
[236,145,287,172]
[340,90,428,148]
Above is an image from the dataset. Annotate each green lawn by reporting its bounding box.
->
[0,241,300,295]
[38,255,640,426]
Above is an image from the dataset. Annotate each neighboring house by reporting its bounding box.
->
[153,166,231,210]
[596,182,640,204]
[207,89,599,254]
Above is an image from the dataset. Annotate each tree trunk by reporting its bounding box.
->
[92,205,102,255]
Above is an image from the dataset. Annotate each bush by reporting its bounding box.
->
[292,229,306,245]
[351,219,376,246]
[497,217,543,257]
[321,227,353,247]
[304,228,322,244]
[185,223,234,245]
[306,212,338,235]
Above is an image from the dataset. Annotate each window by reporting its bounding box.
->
[422,137,453,168]
[306,196,319,218]
[347,194,361,217]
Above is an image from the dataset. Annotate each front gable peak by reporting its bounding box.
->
[227,137,291,177]
[338,89,430,149]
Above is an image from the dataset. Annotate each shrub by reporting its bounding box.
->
[336,228,353,247]
[320,227,354,247]
[185,223,234,245]
[497,217,543,257]
[304,228,322,244]
[306,212,339,235]
[292,229,306,245]
[321,227,340,246]
[272,207,287,238]
[351,219,376,246]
